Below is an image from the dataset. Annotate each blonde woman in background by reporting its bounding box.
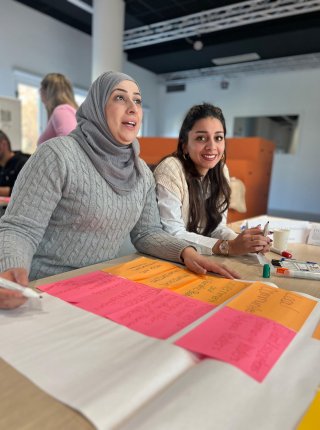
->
[38,73,78,146]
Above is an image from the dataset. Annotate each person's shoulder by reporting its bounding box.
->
[222,163,230,180]
[37,135,80,157]
[154,156,183,174]
[53,104,77,115]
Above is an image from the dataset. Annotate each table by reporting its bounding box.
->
[228,217,320,298]
[1,219,320,430]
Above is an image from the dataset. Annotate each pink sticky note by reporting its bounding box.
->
[175,307,296,382]
[38,271,159,315]
[109,289,214,339]
[38,271,116,302]
[75,280,159,316]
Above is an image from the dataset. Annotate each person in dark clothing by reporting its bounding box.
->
[0,130,29,196]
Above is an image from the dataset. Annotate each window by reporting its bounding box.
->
[138,105,149,137]
[14,70,43,154]
[74,88,87,107]
[233,115,300,154]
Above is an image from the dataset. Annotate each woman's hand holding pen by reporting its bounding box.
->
[227,227,271,255]
[181,247,241,279]
[0,268,29,309]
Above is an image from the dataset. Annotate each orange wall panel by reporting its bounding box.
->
[138,136,275,223]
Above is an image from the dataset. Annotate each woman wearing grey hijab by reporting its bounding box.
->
[0,71,239,309]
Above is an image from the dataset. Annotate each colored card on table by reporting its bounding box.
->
[296,389,320,429]
[104,256,199,289]
[227,282,317,332]
[312,321,320,340]
[138,267,199,289]
[38,271,158,312]
[104,256,175,281]
[75,280,159,316]
[174,278,251,306]
[108,289,213,339]
[175,306,295,382]
[38,271,117,302]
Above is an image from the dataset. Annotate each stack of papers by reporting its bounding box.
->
[241,216,312,243]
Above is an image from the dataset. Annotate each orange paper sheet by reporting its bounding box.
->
[174,278,252,306]
[296,389,320,430]
[105,256,200,288]
[312,322,320,340]
[104,256,174,278]
[104,257,251,306]
[228,283,317,332]
[141,267,200,289]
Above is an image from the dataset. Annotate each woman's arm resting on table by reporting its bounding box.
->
[181,247,241,279]
[0,268,29,309]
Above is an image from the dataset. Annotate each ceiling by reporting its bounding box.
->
[14,0,320,81]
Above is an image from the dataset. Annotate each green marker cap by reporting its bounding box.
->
[263,264,271,278]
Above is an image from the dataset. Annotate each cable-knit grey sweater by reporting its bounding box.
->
[0,137,189,280]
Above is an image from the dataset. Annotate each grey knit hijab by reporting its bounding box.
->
[70,71,142,195]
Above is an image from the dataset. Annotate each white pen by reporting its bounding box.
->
[275,268,320,281]
[256,221,270,264]
[263,221,269,237]
[0,277,42,299]
[270,247,292,258]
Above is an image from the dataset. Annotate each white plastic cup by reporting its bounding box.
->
[273,229,290,250]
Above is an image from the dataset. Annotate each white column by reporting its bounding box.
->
[92,0,125,81]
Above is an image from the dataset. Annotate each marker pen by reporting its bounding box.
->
[276,268,320,281]
[270,247,292,258]
[263,221,269,237]
[0,277,42,299]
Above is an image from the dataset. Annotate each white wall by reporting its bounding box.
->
[0,0,92,94]
[157,70,320,217]
[124,61,159,136]
[0,0,159,134]
[1,0,319,217]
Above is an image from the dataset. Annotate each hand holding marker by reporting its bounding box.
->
[262,221,269,237]
[0,277,42,299]
[260,222,292,258]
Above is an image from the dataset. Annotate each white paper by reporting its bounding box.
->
[242,217,311,243]
[1,290,320,430]
[0,294,196,430]
[308,223,320,246]
[120,303,320,430]
[243,217,310,231]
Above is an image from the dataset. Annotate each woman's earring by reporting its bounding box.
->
[183,153,189,160]
[221,153,225,160]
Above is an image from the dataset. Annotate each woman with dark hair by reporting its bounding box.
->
[154,103,271,256]
[0,76,239,310]
[38,73,78,146]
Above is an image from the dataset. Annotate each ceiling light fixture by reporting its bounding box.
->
[186,36,203,51]
[212,53,260,66]
[193,40,203,51]
[66,0,93,14]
